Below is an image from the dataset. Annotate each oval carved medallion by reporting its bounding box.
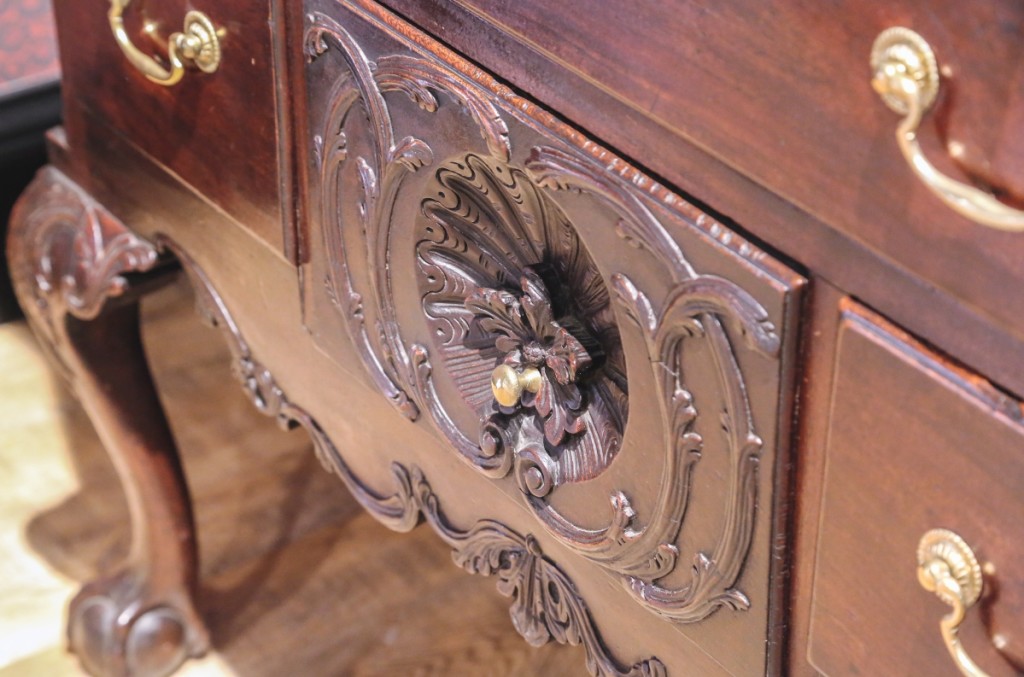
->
[417,154,629,495]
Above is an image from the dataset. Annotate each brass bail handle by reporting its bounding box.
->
[916,529,991,677]
[871,27,1024,232]
[108,0,223,86]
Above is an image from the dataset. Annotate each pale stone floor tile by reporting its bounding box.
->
[0,322,236,676]
[0,322,79,671]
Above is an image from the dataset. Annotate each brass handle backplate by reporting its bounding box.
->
[108,0,222,86]
[871,27,1024,232]
[917,529,990,677]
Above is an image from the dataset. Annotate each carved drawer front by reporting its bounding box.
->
[52,0,286,253]
[383,0,1024,357]
[809,302,1024,676]
[299,1,804,674]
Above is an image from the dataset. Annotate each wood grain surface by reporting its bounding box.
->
[52,0,286,255]
[379,0,1024,400]
[805,301,1024,675]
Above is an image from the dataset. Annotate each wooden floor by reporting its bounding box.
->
[0,278,585,676]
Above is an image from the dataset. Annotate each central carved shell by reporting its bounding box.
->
[415,154,628,490]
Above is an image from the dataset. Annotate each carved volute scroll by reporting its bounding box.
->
[8,168,209,677]
[162,238,664,677]
[417,154,628,496]
[303,2,801,673]
[8,167,160,380]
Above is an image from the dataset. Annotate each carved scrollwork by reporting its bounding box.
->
[9,170,209,677]
[524,146,780,622]
[163,238,664,677]
[8,167,160,379]
[306,13,628,490]
[303,5,787,631]
[306,13,526,479]
[439,521,664,677]
[417,154,629,495]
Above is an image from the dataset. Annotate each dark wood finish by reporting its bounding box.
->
[805,301,1024,675]
[52,0,287,255]
[301,2,804,673]
[785,277,851,677]
[34,122,730,676]
[7,168,207,677]
[13,0,1024,675]
[380,0,1024,399]
[161,230,664,677]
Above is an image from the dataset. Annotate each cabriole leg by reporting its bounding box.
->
[7,167,208,677]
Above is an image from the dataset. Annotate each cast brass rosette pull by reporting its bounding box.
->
[108,0,223,86]
[871,27,1024,232]
[916,529,989,677]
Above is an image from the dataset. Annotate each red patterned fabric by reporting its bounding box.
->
[0,0,59,98]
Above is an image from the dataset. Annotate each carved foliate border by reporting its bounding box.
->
[304,3,784,629]
[7,166,160,381]
[160,238,665,677]
[8,168,208,676]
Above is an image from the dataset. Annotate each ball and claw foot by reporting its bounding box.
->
[68,573,209,677]
[8,169,208,677]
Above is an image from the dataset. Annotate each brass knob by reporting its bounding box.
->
[490,365,542,407]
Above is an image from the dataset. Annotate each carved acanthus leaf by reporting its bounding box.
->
[465,287,532,354]
[444,523,665,677]
[164,237,664,677]
[519,145,783,623]
[416,154,626,489]
[306,6,791,635]
[8,168,160,380]
[466,268,594,447]
[374,54,511,161]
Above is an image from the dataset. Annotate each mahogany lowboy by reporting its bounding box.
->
[8,0,1024,675]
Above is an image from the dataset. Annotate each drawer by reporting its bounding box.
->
[384,0,1024,366]
[808,301,1024,675]
[53,0,286,253]
[298,0,804,674]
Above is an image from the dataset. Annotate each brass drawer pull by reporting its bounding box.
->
[917,529,989,677]
[490,365,542,408]
[871,27,1024,232]
[108,0,222,86]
